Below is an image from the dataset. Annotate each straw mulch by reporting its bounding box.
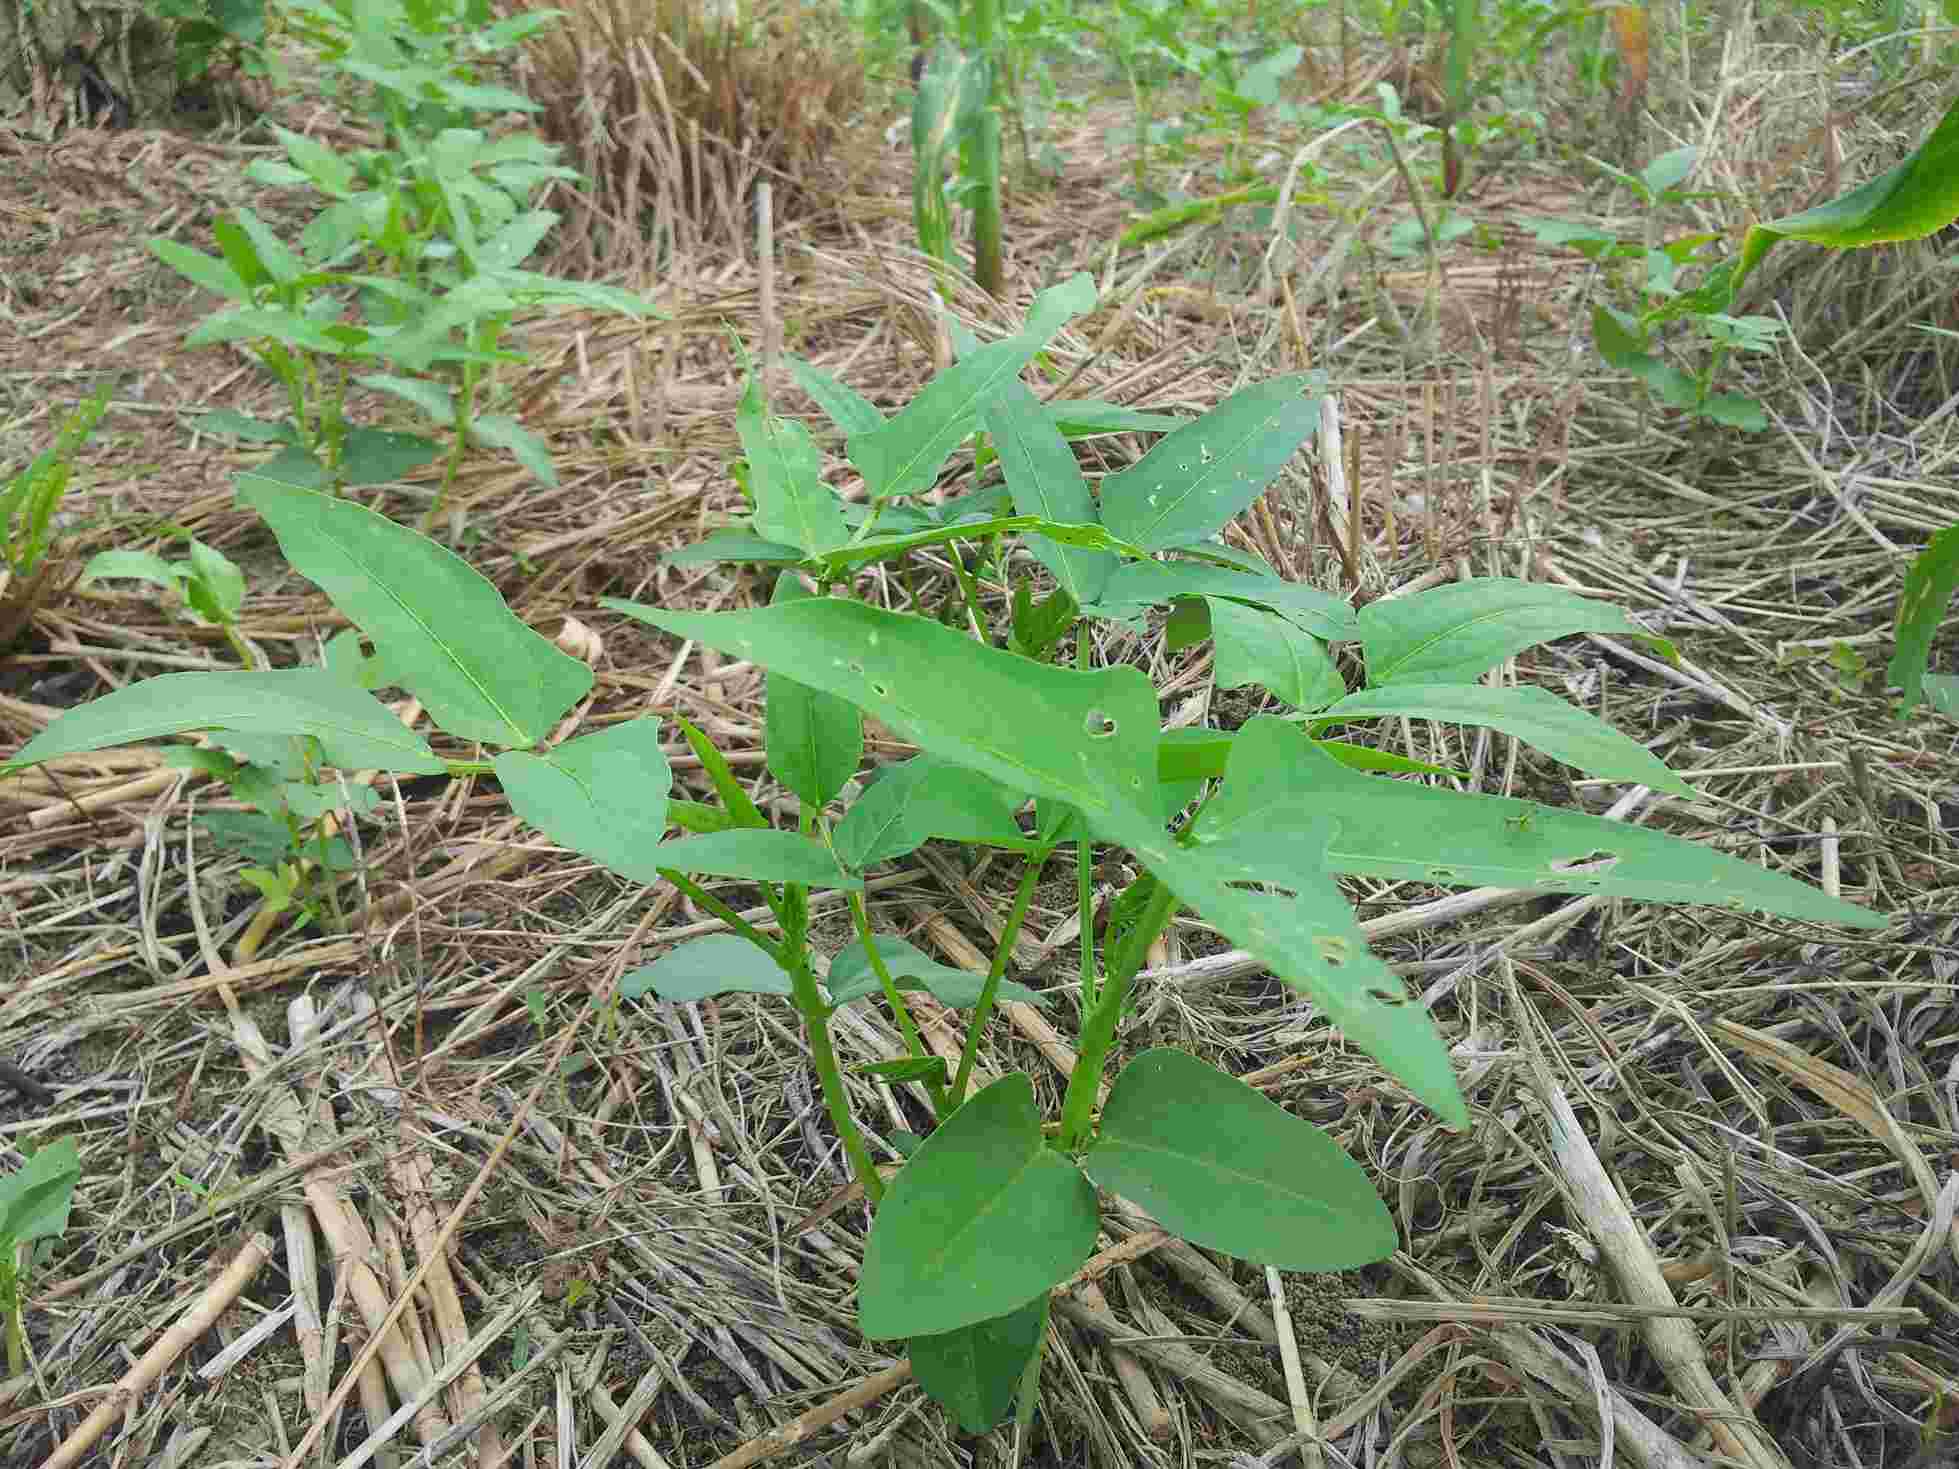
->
[2,12,1958,1469]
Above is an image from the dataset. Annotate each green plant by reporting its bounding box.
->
[0,274,1884,1431]
[1546,92,1959,432]
[81,534,255,668]
[151,0,652,516]
[146,0,270,85]
[0,384,110,652]
[0,1137,80,1379]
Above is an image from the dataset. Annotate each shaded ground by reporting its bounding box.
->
[3,14,1959,1469]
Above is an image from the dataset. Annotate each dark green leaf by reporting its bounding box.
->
[1086,1049,1394,1270]
[764,575,864,807]
[859,1074,1097,1339]
[909,1295,1049,1434]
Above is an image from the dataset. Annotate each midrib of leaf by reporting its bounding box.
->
[1121,400,1288,544]
[317,535,523,745]
[906,1146,1052,1287]
[1094,1136,1340,1215]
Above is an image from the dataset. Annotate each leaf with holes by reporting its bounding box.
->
[1097,375,1320,550]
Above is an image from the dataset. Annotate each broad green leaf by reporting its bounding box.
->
[0,1136,81,1244]
[1084,1049,1394,1270]
[619,934,788,1001]
[672,715,769,830]
[858,1074,1098,1339]
[832,755,1033,870]
[1731,94,1959,299]
[828,935,1045,1008]
[1089,558,1356,640]
[740,373,847,555]
[187,307,352,354]
[1208,597,1346,712]
[662,528,807,567]
[655,829,861,887]
[847,275,1095,500]
[764,576,863,807]
[1279,735,1885,929]
[1702,394,1767,431]
[230,206,302,287]
[1318,684,1694,793]
[238,479,593,748]
[909,1295,1049,1434]
[493,719,671,880]
[1163,595,1210,654]
[788,355,885,436]
[604,596,1468,1123]
[668,798,738,834]
[1889,523,1959,711]
[1359,578,1669,686]
[0,670,444,777]
[1099,375,1318,550]
[982,378,1115,603]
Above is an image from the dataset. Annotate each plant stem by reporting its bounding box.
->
[949,847,1049,1109]
[1056,877,1177,1151]
[781,919,884,1204]
[842,892,945,1115]
[657,869,784,966]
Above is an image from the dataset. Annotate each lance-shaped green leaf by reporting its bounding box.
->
[620,934,788,1001]
[1208,597,1346,712]
[1046,400,1188,436]
[493,719,672,880]
[661,527,808,567]
[764,575,863,806]
[1730,93,1959,300]
[739,372,848,556]
[1359,578,1672,687]
[0,670,443,778]
[982,378,1115,604]
[603,595,1467,1124]
[908,1296,1049,1434]
[787,355,884,437]
[1280,735,1883,928]
[1891,522,1959,712]
[859,1074,1097,1339]
[1098,375,1320,550]
[1088,557,1356,640]
[655,829,862,887]
[846,274,1096,500]
[1317,684,1695,793]
[1084,1049,1395,1270]
[238,478,593,748]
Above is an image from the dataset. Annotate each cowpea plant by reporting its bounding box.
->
[0,277,1883,1432]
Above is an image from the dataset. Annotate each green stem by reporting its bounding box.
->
[949,848,1049,1109]
[842,891,944,1115]
[779,884,883,1203]
[657,868,784,966]
[1056,877,1177,1151]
